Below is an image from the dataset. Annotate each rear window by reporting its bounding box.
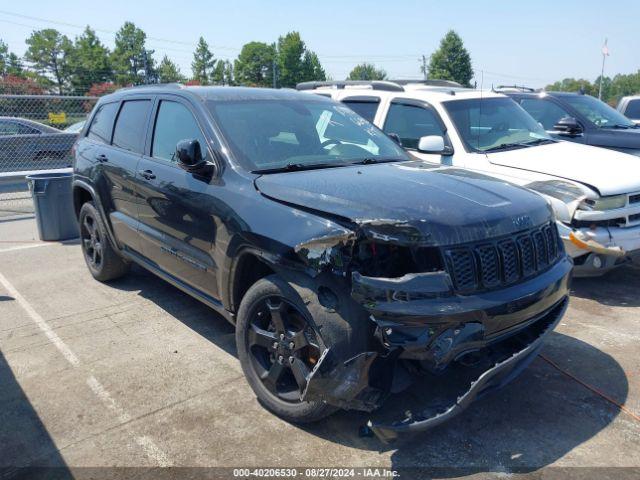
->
[342,100,379,122]
[87,102,119,144]
[112,100,152,153]
[624,99,640,120]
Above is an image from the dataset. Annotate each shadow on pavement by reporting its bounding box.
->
[108,266,628,475]
[571,264,640,307]
[0,351,71,479]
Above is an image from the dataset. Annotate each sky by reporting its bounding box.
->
[1,0,638,88]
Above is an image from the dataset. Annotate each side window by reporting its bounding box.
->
[383,102,445,149]
[519,98,570,130]
[0,121,39,136]
[342,100,379,122]
[152,101,208,162]
[87,102,119,144]
[625,99,640,120]
[112,100,152,153]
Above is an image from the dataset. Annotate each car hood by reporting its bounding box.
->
[587,126,640,150]
[254,160,552,246]
[488,141,640,196]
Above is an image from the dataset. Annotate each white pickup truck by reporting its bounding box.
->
[299,80,640,276]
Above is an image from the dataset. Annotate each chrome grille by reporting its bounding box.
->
[444,222,562,293]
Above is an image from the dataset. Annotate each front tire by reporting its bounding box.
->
[79,202,129,282]
[236,275,367,424]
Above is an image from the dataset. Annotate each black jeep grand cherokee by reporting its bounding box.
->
[73,85,571,441]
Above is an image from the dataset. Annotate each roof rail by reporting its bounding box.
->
[389,79,463,88]
[493,85,536,93]
[296,80,404,92]
[115,83,184,93]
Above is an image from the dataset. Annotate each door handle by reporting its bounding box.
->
[95,154,108,163]
[139,169,156,180]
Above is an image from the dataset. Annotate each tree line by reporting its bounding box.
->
[2,23,636,103]
[0,25,477,96]
[0,23,327,95]
[545,73,640,105]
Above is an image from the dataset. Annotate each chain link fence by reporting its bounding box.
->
[0,94,97,219]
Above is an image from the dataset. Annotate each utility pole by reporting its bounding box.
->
[599,38,609,100]
[272,57,277,89]
[420,54,428,80]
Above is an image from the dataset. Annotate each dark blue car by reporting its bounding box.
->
[502,89,640,157]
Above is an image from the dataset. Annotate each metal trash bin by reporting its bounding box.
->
[26,172,79,241]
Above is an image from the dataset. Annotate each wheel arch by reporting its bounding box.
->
[72,179,119,251]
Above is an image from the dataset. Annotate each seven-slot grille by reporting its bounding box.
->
[443,222,562,293]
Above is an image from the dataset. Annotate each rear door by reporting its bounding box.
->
[102,98,153,252]
[136,95,217,295]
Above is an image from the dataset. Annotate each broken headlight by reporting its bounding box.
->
[582,195,627,211]
[353,241,444,278]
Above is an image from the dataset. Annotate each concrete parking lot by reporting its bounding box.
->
[1,214,639,478]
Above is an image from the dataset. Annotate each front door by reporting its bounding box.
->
[136,97,217,297]
[381,99,454,166]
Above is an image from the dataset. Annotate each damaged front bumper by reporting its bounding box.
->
[368,297,568,442]
[557,222,640,276]
[301,255,572,441]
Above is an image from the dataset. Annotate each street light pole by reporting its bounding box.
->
[599,38,609,100]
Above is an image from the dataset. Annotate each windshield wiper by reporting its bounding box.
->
[606,124,637,129]
[350,157,404,165]
[253,162,347,174]
[483,138,553,152]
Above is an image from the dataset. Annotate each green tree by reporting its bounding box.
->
[223,60,234,86]
[302,51,326,82]
[277,32,307,88]
[191,37,215,84]
[24,29,73,93]
[234,41,276,87]
[68,27,111,94]
[347,62,387,81]
[427,30,474,87]
[111,22,153,85]
[545,78,596,96]
[211,59,225,85]
[0,40,8,76]
[6,53,24,77]
[157,55,184,83]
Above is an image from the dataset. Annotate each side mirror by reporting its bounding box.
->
[417,135,452,155]
[554,116,583,136]
[176,139,206,171]
[387,133,402,146]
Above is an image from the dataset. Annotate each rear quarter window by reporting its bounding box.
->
[87,102,119,144]
[342,100,379,122]
[624,99,640,120]
[112,100,152,153]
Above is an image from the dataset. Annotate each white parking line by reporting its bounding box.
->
[0,270,172,467]
[0,243,54,254]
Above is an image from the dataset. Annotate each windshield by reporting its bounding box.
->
[444,97,552,152]
[207,98,407,172]
[563,95,636,128]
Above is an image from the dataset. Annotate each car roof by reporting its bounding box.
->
[317,87,507,103]
[101,85,333,104]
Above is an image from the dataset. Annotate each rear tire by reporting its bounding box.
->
[236,274,368,424]
[79,202,129,282]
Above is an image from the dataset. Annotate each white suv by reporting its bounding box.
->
[299,80,640,276]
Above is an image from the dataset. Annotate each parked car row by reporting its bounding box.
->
[298,80,640,276]
[0,116,78,173]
